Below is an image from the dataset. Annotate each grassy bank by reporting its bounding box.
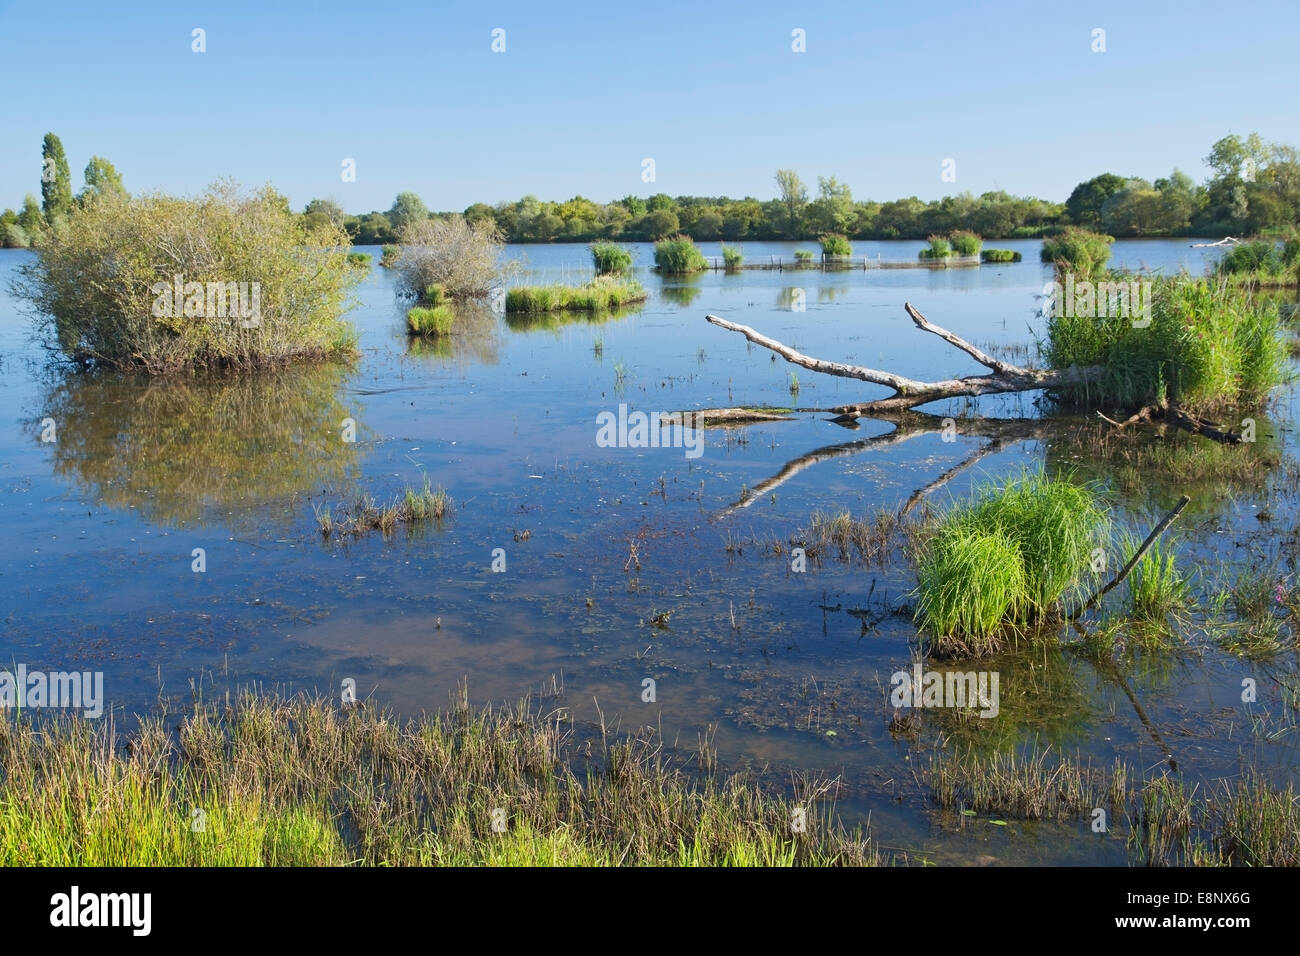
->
[505,276,646,313]
[0,692,880,866]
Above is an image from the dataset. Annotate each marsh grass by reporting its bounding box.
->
[914,472,1107,655]
[406,304,455,336]
[980,248,1022,263]
[799,509,906,567]
[0,692,884,866]
[722,245,744,271]
[317,478,451,538]
[589,242,633,275]
[930,749,1300,866]
[505,276,646,313]
[918,235,951,260]
[1040,227,1113,278]
[1123,530,1190,624]
[820,235,852,257]
[1044,275,1288,415]
[948,230,982,257]
[653,236,709,274]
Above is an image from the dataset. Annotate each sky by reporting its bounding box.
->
[2,0,1297,214]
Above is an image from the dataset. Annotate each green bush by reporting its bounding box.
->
[505,276,646,313]
[1041,228,1113,278]
[919,235,951,260]
[949,231,983,257]
[653,236,708,274]
[423,283,446,305]
[380,245,400,268]
[980,248,1022,263]
[346,252,372,267]
[407,304,455,336]
[1215,240,1284,277]
[590,242,633,275]
[793,250,815,265]
[722,246,744,271]
[14,182,361,373]
[1045,276,1287,414]
[820,235,853,257]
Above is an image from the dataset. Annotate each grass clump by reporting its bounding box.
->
[406,305,454,337]
[317,478,452,538]
[653,236,709,274]
[1044,275,1287,415]
[1122,530,1189,624]
[722,245,744,271]
[918,235,951,260]
[914,471,1107,655]
[793,249,815,266]
[505,276,646,313]
[14,182,361,374]
[981,248,1022,263]
[949,230,982,257]
[1040,227,1113,278]
[1214,238,1300,286]
[820,235,852,257]
[0,691,884,866]
[379,245,400,268]
[346,252,372,267]
[590,241,633,275]
[422,282,446,305]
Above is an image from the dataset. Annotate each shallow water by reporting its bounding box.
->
[2,238,1296,864]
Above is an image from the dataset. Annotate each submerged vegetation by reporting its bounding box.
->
[315,478,451,538]
[14,182,361,373]
[505,276,647,313]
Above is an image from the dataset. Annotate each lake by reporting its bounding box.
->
[1,237,1295,864]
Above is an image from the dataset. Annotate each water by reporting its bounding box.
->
[1,238,1295,864]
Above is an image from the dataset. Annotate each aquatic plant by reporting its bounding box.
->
[505,276,646,313]
[820,235,852,257]
[406,304,454,336]
[652,236,708,274]
[1040,227,1113,278]
[590,241,633,275]
[722,245,744,271]
[948,230,983,257]
[980,248,1022,263]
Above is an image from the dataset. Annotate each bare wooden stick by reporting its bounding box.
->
[1070,495,1191,621]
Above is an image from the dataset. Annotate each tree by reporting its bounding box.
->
[19,194,44,233]
[806,175,854,235]
[1065,173,1128,229]
[304,198,345,227]
[640,209,680,240]
[388,191,429,235]
[40,133,74,222]
[80,156,126,203]
[774,169,807,238]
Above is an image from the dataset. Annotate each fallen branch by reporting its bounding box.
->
[1069,495,1191,621]
[706,305,1102,415]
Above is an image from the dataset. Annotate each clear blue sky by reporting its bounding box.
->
[2,0,1297,214]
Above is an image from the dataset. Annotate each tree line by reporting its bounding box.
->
[5,132,1298,249]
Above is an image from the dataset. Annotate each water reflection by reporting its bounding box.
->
[39,362,363,530]
[404,301,502,366]
[503,302,642,333]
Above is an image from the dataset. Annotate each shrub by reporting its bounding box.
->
[919,235,951,260]
[346,252,372,267]
[949,231,983,257]
[1041,227,1113,278]
[406,304,455,336]
[981,248,1022,263]
[394,215,511,299]
[13,182,361,373]
[590,242,633,275]
[379,245,400,268]
[653,236,708,274]
[1215,240,1284,277]
[505,276,646,313]
[722,246,744,271]
[820,235,852,257]
[793,250,815,266]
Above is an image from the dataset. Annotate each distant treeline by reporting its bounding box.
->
[5,132,1299,249]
